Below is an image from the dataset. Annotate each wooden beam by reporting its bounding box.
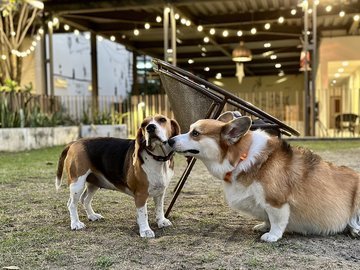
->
[90,32,99,120]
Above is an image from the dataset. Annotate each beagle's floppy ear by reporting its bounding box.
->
[221,116,252,145]
[217,111,242,123]
[170,119,181,137]
[133,127,144,166]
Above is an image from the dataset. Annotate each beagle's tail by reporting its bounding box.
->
[55,143,73,191]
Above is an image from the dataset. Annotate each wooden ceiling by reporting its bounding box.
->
[43,0,360,78]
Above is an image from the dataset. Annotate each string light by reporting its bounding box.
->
[209,28,216,35]
[339,11,345,17]
[354,15,360,21]
[84,33,90,39]
[144,23,150,29]
[215,73,222,80]
[185,20,191,26]
[291,9,297,15]
[270,55,277,60]
[308,9,313,14]
[35,35,41,41]
[164,7,171,13]
[278,16,285,24]
[325,5,332,12]
[204,67,210,72]
[201,52,206,57]
[52,17,59,25]
[1,55,7,60]
[31,41,37,46]
[203,36,210,43]
[222,30,229,37]
[97,35,104,41]
[174,13,180,20]
[156,16,162,23]
[275,63,282,68]
[201,47,207,52]
[237,30,243,36]
[38,28,44,35]
[264,42,271,48]
[110,35,116,41]
[188,59,194,64]
[197,25,203,32]
[10,31,16,36]
[74,29,80,35]
[338,67,344,73]
[264,23,270,30]
[180,18,187,25]
[250,27,257,34]
[134,29,140,36]
[64,24,70,31]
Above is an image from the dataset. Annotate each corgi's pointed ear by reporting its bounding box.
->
[171,119,181,137]
[133,128,143,166]
[221,116,252,145]
[217,111,242,123]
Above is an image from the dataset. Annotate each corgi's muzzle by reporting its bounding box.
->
[168,135,200,155]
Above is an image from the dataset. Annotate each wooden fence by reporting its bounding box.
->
[1,91,359,137]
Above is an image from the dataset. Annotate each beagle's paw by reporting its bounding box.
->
[157,218,172,228]
[71,221,86,230]
[140,229,155,238]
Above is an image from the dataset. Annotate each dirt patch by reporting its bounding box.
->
[0,145,360,269]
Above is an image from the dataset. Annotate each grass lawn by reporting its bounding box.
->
[1,140,360,269]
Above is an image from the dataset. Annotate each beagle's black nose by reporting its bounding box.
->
[168,138,175,147]
[146,124,156,133]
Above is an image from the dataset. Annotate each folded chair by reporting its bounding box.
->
[152,58,300,217]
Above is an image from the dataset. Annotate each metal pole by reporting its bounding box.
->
[303,0,310,136]
[170,7,177,66]
[311,1,317,136]
[163,7,169,61]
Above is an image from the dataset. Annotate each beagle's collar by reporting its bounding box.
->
[144,147,174,162]
[224,152,248,182]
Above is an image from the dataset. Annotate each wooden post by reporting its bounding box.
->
[90,32,99,121]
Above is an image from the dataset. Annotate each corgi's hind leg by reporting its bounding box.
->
[348,211,360,238]
[68,170,90,230]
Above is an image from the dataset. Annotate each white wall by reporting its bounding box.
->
[52,33,133,98]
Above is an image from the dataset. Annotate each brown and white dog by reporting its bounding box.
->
[56,114,180,238]
[168,111,360,242]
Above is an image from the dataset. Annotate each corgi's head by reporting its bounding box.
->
[168,113,252,163]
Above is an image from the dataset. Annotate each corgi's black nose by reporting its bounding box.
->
[168,138,175,147]
[146,124,156,133]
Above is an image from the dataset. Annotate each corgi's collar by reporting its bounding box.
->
[223,152,248,182]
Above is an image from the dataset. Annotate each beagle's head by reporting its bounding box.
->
[133,115,180,163]
[138,114,180,147]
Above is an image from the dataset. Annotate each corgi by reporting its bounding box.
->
[56,114,180,238]
[168,111,360,242]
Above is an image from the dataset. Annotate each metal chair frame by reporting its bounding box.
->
[152,58,300,217]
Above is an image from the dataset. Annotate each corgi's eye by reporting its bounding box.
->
[191,130,200,137]
[159,117,167,123]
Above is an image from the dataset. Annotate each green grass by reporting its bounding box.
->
[287,139,360,151]
[0,144,359,269]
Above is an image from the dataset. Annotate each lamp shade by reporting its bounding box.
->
[232,41,252,62]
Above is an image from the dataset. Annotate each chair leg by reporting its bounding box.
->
[165,157,197,218]
[172,157,193,193]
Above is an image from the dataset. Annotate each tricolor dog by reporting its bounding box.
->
[168,111,360,242]
[56,114,180,238]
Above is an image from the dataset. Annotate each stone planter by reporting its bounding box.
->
[0,124,127,152]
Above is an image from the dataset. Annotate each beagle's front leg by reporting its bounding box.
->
[135,193,154,238]
[154,193,172,228]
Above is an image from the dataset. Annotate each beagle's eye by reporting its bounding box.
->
[191,130,200,137]
[159,117,167,123]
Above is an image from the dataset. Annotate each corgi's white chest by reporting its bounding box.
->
[223,179,268,220]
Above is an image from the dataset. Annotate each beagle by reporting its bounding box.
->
[56,114,180,238]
